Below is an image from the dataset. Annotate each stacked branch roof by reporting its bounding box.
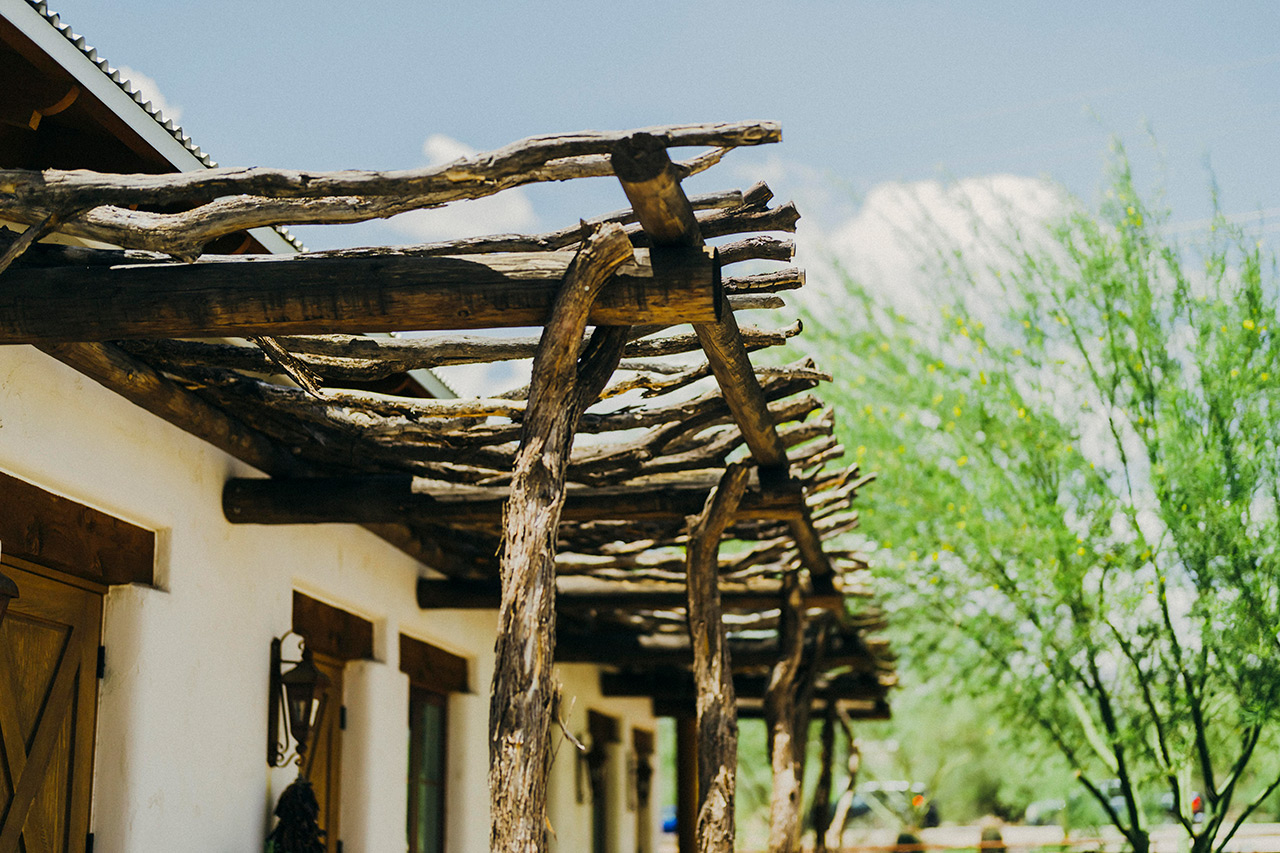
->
[0,120,894,713]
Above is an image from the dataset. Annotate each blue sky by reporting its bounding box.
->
[47,1,1280,251]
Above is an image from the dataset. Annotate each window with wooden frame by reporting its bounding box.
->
[400,634,467,853]
[292,591,374,853]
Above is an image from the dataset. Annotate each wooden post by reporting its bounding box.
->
[488,223,634,853]
[685,462,751,853]
[676,716,699,853]
[765,573,807,853]
[812,702,838,853]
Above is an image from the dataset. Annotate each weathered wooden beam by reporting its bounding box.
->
[555,632,875,670]
[488,223,633,853]
[223,475,804,526]
[0,121,780,255]
[114,320,799,381]
[0,247,717,343]
[600,671,887,704]
[610,132,838,590]
[36,343,481,577]
[3,122,778,210]
[417,579,843,612]
[614,135,789,469]
[685,464,749,853]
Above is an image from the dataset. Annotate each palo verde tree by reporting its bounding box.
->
[804,153,1280,853]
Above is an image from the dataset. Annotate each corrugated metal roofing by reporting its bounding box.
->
[23,0,306,252]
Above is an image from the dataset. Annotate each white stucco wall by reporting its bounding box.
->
[0,344,657,852]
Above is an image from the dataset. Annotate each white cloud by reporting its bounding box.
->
[117,66,182,124]
[800,173,1069,319]
[387,134,538,242]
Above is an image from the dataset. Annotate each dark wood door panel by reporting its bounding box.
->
[0,563,101,853]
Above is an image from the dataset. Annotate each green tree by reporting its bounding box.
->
[804,154,1280,853]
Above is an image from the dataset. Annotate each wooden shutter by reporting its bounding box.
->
[0,562,103,853]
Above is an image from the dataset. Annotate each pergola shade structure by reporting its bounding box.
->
[0,120,894,852]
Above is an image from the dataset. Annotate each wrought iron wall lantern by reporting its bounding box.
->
[267,632,329,767]
[0,568,17,625]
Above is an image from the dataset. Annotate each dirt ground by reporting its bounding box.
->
[828,822,1280,853]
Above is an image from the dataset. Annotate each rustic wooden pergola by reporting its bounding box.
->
[0,120,894,853]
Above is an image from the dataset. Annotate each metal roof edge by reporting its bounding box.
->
[9,0,303,255]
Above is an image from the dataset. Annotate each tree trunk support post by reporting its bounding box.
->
[488,223,634,853]
[684,461,752,853]
[611,132,837,593]
[765,572,808,853]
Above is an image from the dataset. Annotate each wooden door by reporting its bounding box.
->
[0,562,103,853]
[301,652,343,853]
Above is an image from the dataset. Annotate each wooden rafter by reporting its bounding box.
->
[0,246,718,343]
[223,475,805,525]
[0,123,894,790]
[610,132,839,591]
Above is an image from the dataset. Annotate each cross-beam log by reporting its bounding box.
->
[223,475,804,526]
[611,134,837,591]
[0,246,716,343]
[416,578,844,613]
[599,670,888,704]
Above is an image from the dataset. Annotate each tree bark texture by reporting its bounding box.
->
[488,223,633,853]
[766,572,808,853]
[685,462,752,853]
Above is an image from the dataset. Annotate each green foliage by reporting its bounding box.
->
[804,150,1280,853]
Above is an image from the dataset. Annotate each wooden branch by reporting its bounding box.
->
[723,268,804,294]
[35,342,483,574]
[0,216,55,277]
[489,222,633,853]
[113,322,799,384]
[1,121,780,254]
[556,629,875,669]
[246,335,324,397]
[725,293,785,312]
[0,247,717,343]
[717,236,794,266]
[1,186,740,268]
[685,463,750,853]
[2,122,777,210]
